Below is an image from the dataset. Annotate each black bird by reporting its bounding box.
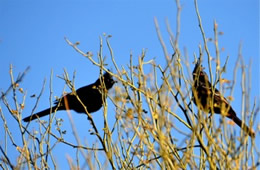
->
[23,72,115,122]
[192,62,255,138]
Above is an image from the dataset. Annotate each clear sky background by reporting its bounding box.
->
[0,0,259,169]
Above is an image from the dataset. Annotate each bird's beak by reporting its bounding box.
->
[112,79,117,84]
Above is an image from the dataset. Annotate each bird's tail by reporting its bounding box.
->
[229,114,255,138]
[23,106,58,122]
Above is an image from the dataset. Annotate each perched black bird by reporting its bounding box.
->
[192,62,255,137]
[23,72,115,122]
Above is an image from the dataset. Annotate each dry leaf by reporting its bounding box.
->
[11,110,18,115]
[227,96,234,101]
[20,104,25,109]
[227,120,235,126]
[19,88,24,93]
[219,78,230,84]
[126,108,134,119]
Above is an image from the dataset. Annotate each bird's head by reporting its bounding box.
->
[100,71,116,90]
[192,62,209,84]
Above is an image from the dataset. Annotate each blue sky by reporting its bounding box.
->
[0,0,259,169]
